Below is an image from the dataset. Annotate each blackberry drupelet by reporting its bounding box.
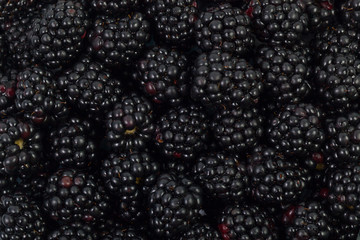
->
[58,55,123,121]
[147,0,199,45]
[148,173,203,238]
[193,152,249,202]
[15,66,69,125]
[101,226,147,240]
[248,146,311,205]
[192,50,263,111]
[305,0,335,31]
[135,46,189,106]
[179,223,221,240]
[195,3,254,56]
[256,44,311,104]
[29,1,90,70]
[211,106,263,153]
[91,0,140,15]
[0,194,45,240]
[341,0,360,29]
[0,69,17,118]
[48,222,98,240]
[248,0,308,46]
[43,168,110,225]
[218,204,278,240]
[88,13,150,67]
[100,151,159,222]
[106,93,154,152]
[267,103,325,159]
[155,104,209,160]
[49,117,96,168]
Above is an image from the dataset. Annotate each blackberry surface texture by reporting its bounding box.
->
[305,0,335,31]
[135,46,189,106]
[91,0,140,15]
[47,222,97,240]
[0,69,17,118]
[155,104,209,160]
[101,226,147,240]
[179,223,221,240]
[148,173,203,238]
[106,93,154,152]
[0,0,35,25]
[341,0,360,29]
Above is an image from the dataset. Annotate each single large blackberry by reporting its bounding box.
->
[100,151,159,222]
[148,173,203,238]
[267,103,325,159]
[29,1,90,70]
[256,44,311,104]
[218,204,278,240]
[0,117,42,179]
[248,146,311,205]
[48,222,98,240]
[135,46,189,106]
[43,168,110,225]
[49,117,96,168]
[15,66,69,125]
[106,93,154,152]
[315,53,360,113]
[91,0,140,15]
[155,105,209,160]
[195,3,254,56]
[88,13,150,67]
[0,194,45,240]
[305,0,335,31]
[179,223,221,240]
[341,0,360,29]
[211,106,263,153]
[191,50,263,111]
[193,152,249,202]
[0,69,17,118]
[58,55,123,121]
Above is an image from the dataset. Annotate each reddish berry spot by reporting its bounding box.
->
[321,1,333,10]
[0,85,5,93]
[81,30,87,39]
[218,224,230,240]
[246,6,254,18]
[61,176,73,188]
[20,123,31,139]
[5,88,15,98]
[153,98,162,104]
[192,1,197,8]
[156,133,163,143]
[319,188,329,198]
[173,152,182,158]
[282,206,297,224]
[312,153,324,163]
[83,214,94,222]
[145,82,156,95]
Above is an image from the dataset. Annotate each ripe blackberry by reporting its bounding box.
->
[91,0,140,15]
[58,55,123,121]
[305,0,335,31]
[195,3,254,56]
[135,46,189,106]
[218,204,278,240]
[0,0,35,25]
[49,117,96,168]
[15,66,69,125]
[29,1,90,70]
[248,146,311,205]
[0,194,45,240]
[106,93,154,152]
[0,69,17,118]
[341,0,360,29]
[315,53,360,113]
[155,105,209,160]
[148,173,203,238]
[256,44,311,104]
[267,103,325,159]
[0,117,42,179]
[211,107,263,153]
[191,50,263,111]
[193,152,249,202]
[43,168,110,225]
[147,0,199,45]
[88,13,150,67]
[100,151,159,222]
[179,223,221,240]
[248,0,308,46]
[101,226,147,240]
[48,222,98,240]
[282,201,334,240]
[333,222,359,240]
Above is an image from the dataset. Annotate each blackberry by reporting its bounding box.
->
[88,13,150,67]
[43,168,110,225]
[106,93,154,152]
[49,117,96,168]
[0,0,35,25]
[248,146,311,205]
[256,44,311,104]
[314,53,360,113]
[179,223,221,240]
[193,152,249,202]
[148,173,203,238]
[218,204,278,240]
[0,34,6,69]
[15,66,69,125]
[195,3,254,56]
[48,222,98,240]
[155,105,209,160]
[247,0,308,46]
[0,194,45,240]
[101,226,147,240]
[267,103,325,159]
[29,1,90,70]
[282,201,334,240]
[91,0,140,15]
[211,106,263,153]
[147,0,199,45]
[135,46,189,106]
[0,69,17,118]
[333,222,360,240]
[58,55,123,121]
[191,50,263,111]
[305,0,335,31]
[341,0,360,29]
[100,151,159,222]
[0,117,42,179]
